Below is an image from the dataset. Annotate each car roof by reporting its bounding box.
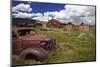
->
[12,27,35,31]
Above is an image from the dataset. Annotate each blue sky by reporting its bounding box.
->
[12,1,65,13]
[12,0,96,25]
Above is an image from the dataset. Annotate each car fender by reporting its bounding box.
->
[19,47,48,61]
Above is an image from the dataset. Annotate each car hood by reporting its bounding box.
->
[20,34,51,41]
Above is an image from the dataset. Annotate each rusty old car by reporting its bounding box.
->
[12,27,57,61]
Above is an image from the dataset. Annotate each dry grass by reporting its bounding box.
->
[12,29,96,65]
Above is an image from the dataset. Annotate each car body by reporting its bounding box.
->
[12,27,56,61]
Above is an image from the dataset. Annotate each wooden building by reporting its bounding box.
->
[12,18,90,32]
[64,22,74,31]
[79,23,89,32]
[47,19,61,28]
[64,22,89,32]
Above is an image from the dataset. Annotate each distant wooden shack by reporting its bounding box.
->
[64,22,89,32]
[79,23,89,32]
[47,19,61,28]
[12,18,90,32]
[64,22,74,31]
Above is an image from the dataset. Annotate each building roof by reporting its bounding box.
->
[48,19,61,24]
[80,22,84,25]
[66,22,74,25]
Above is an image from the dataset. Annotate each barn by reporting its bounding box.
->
[47,19,61,28]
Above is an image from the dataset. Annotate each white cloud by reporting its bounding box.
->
[32,15,52,22]
[13,12,43,19]
[12,12,33,18]
[12,3,32,12]
[33,5,95,24]
[32,13,43,17]
[54,5,95,24]
[32,12,53,21]
[42,5,95,23]
[81,16,95,24]
[12,7,19,13]
[44,11,58,17]
[12,3,95,24]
